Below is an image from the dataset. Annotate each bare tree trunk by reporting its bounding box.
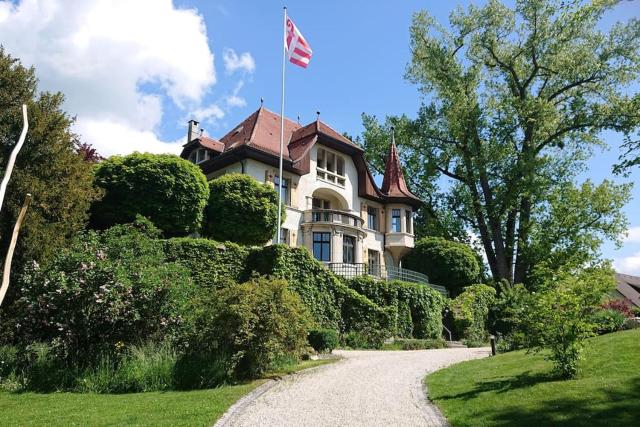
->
[0,194,32,306]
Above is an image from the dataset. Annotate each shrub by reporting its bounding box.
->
[338,285,394,337]
[307,329,339,353]
[384,338,445,350]
[404,237,480,295]
[600,299,635,318]
[342,276,446,339]
[490,282,532,337]
[526,267,616,378]
[177,277,312,379]
[202,174,283,245]
[164,237,249,288]
[247,245,342,328]
[591,309,626,335]
[343,328,386,349]
[91,153,209,235]
[16,218,192,364]
[451,284,496,346]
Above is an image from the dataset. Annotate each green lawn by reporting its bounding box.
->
[426,329,640,427]
[0,359,335,427]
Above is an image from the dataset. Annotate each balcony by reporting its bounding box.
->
[303,208,364,229]
[327,263,447,296]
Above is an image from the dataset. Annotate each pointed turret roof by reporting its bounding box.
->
[381,131,421,207]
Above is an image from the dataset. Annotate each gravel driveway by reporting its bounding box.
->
[216,347,490,427]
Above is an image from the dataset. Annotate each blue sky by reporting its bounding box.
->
[0,0,638,272]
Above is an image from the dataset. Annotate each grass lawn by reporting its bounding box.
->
[0,359,336,427]
[426,329,640,427]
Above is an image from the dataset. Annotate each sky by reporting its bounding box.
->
[0,0,638,273]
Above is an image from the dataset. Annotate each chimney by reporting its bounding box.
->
[187,120,199,142]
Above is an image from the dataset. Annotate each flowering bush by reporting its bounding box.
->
[16,218,192,364]
[600,299,635,318]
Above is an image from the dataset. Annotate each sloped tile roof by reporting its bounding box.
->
[381,137,421,205]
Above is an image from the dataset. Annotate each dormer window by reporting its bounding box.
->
[189,148,208,164]
[317,147,345,187]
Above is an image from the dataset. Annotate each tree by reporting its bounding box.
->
[202,173,283,245]
[362,0,638,284]
[0,48,101,266]
[404,237,480,295]
[91,153,209,236]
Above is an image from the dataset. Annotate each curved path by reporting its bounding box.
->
[216,347,490,427]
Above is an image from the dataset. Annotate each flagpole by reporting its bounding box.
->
[276,6,287,244]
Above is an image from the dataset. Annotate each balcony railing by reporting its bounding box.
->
[304,208,364,228]
[327,263,447,296]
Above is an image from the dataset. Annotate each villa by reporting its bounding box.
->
[181,106,425,282]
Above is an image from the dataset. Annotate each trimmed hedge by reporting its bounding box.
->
[343,276,446,339]
[163,238,249,288]
[308,329,339,353]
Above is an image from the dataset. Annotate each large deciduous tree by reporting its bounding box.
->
[0,48,101,266]
[362,0,638,285]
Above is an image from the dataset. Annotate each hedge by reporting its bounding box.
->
[245,244,343,328]
[343,276,446,339]
[163,238,249,288]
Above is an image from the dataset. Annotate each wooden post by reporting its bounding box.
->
[0,193,32,307]
[490,334,497,356]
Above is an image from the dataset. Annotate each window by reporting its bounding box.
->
[189,148,207,164]
[274,176,291,206]
[367,207,378,231]
[406,210,413,234]
[312,198,331,222]
[391,209,401,232]
[279,228,290,245]
[316,147,346,187]
[313,232,331,262]
[368,250,380,274]
[343,235,355,264]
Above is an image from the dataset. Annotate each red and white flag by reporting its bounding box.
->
[285,16,312,68]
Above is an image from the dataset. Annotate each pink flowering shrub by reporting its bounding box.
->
[16,218,192,364]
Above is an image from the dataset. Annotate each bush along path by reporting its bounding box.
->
[216,347,490,427]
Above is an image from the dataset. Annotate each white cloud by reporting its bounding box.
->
[190,104,225,125]
[222,48,255,74]
[76,119,184,157]
[225,80,247,108]
[624,227,640,243]
[615,251,640,275]
[0,0,216,155]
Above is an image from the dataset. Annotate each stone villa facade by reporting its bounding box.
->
[180,106,421,272]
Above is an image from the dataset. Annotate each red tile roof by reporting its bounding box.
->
[381,136,421,205]
[219,107,300,159]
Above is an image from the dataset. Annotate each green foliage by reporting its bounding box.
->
[361,0,638,284]
[177,277,312,379]
[0,48,101,267]
[307,329,339,353]
[91,153,208,235]
[247,244,342,328]
[343,329,386,350]
[15,218,192,363]
[451,284,497,346]
[338,285,394,338]
[383,338,445,351]
[343,276,446,339]
[590,309,626,335]
[164,237,249,287]
[78,342,178,393]
[404,237,480,294]
[490,282,532,337]
[526,267,616,378]
[203,173,283,245]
